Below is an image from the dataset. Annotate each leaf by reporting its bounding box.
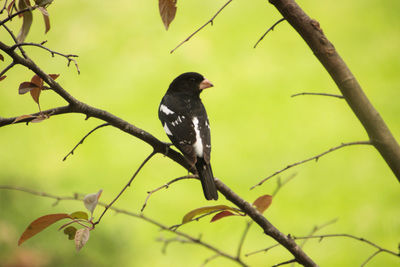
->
[17,0,33,43]
[49,74,59,80]
[30,87,41,104]
[158,0,177,30]
[252,195,272,213]
[0,54,4,61]
[38,6,50,33]
[19,82,38,94]
[75,228,90,251]
[182,205,238,224]
[13,114,35,123]
[31,75,44,88]
[7,0,16,15]
[210,211,236,222]
[69,211,89,221]
[34,0,54,7]
[83,190,102,215]
[30,113,50,123]
[0,76,6,81]
[18,213,71,245]
[63,226,77,240]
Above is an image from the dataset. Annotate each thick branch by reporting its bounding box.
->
[269,0,400,182]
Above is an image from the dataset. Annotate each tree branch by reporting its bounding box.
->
[170,0,233,54]
[251,141,371,189]
[291,92,344,99]
[269,0,400,182]
[63,123,111,161]
[254,18,285,48]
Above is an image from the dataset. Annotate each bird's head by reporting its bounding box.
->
[168,72,213,96]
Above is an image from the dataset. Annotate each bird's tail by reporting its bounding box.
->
[195,158,218,200]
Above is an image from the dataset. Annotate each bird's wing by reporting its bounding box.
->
[158,97,197,164]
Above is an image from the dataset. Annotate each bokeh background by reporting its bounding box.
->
[1,0,399,266]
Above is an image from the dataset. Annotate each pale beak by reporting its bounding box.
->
[199,78,214,90]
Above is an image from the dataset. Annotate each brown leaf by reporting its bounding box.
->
[31,75,44,88]
[0,54,4,61]
[30,87,41,104]
[0,76,6,81]
[7,0,16,15]
[210,211,236,222]
[19,82,38,94]
[13,114,35,123]
[75,228,90,251]
[38,7,50,33]
[252,195,272,213]
[159,0,177,30]
[18,213,71,245]
[17,0,33,43]
[182,205,238,224]
[30,113,50,123]
[49,74,59,80]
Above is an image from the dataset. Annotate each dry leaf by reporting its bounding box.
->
[17,0,33,43]
[18,213,71,245]
[182,205,238,224]
[37,6,50,33]
[30,87,41,104]
[252,195,272,213]
[13,114,35,123]
[19,82,38,94]
[210,211,236,222]
[83,190,102,215]
[159,0,177,30]
[30,113,50,123]
[7,0,16,15]
[75,228,90,251]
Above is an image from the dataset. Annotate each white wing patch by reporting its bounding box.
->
[192,117,203,157]
[163,123,173,136]
[160,104,175,115]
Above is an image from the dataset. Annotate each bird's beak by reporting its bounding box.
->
[199,78,214,90]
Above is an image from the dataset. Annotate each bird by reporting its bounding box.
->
[158,72,218,200]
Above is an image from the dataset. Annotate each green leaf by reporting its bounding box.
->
[63,226,77,240]
[18,213,71,245]
[182,205,239,224]
[69,211,89,220]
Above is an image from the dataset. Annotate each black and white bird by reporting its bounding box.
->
[158,72,218,200]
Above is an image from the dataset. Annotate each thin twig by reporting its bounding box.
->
[251,141,371,189]
[360,250,383,267]
[236,221,251,259]
[0,185,248,266]
[0,61,14,77]
[170,0,233,54]
[0,0,8,15]
[272,259,297,267]
[63,123,110,161]
[291,92,344,99]
[245,243,280,257]
[272,173,297,197]
[156,236,193,254]
[93,150,157,226]
[297,218,338,250]
[1,24,27,58]
[201,254,220,267]
[254,18,285,48]
[0,5,37,26]
[11,42,80,74]
[140,175,198,212]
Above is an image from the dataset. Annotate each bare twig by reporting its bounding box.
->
[0,185,247,267]
[245,243,280,257]
[251,141,371,189]
[201,254,220,266]
[1,24,27,58]
[156,236,193,254]
[297,218,338,251]
[0,61,15,77]
[93,150,157,226]
[140,175,198,212]
[63,123,110,161]
[291,92,344,99]
[292,234,399,258]
[0,0,8,15]
[360,250,383,267]
[253,18,285,48]
[0,5,37,26]
[170,0,233,54]
[236,221,251,259]
[272,259,297,267]
[11,42,80,74]
[272,173,297,197]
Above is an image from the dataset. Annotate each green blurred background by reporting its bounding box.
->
[1,0,399,266]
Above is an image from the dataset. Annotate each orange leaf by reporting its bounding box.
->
[18,213,71,245]
[210,211,236,222]
[31,75,44,88]
[19,82,38,94]
[49,74,59,80]
[182,205,238,224]
[13,114,35,123]
[158,0,177,30]
[0,76,6,81]
[252,195,272,213]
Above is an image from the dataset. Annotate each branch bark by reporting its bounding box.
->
[269,0,400,182]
